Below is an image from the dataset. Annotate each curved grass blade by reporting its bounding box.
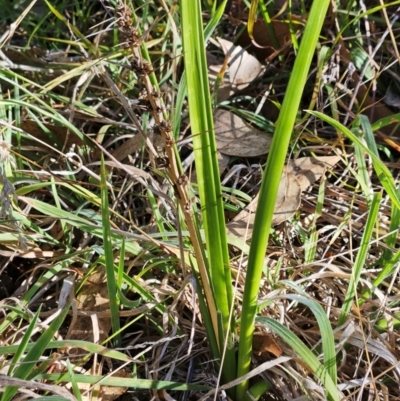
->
[7,307,42,376]
[309,111,400,209]
[1,305,71,401]
[0,259,73,334]
[19,196,141,255]
[257,317,340,401]
[0,340,132,362]
[66,360,82,401]
[262,294,337,385]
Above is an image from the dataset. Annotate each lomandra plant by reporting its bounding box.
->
[180,0,339,400]
[0,0,360,399]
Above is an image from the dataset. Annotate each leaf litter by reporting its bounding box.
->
[1,1,400,400]
[227,156,340,239]
[214,109,273,157]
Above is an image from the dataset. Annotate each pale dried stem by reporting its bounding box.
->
[115,2,220,344]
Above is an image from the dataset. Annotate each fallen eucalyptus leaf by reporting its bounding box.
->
[214,109,272,157]
[227,168,301,239]
[101,370,130,401]
[286,156,341,191]
[236,17,303,60]
[227,156,340,239]
[253,333,282,358]
[217,37,263,91]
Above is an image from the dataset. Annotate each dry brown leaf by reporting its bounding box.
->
[227,156,340,239]
[226,170,301,239]
[111,135,142,161]
[214,109,272,157]
[237,18,303,61]
[216,37,263,91]
[253,333,282,358]
[110,132,164,162]
[88,160,150,179]
[101,369,130,401]
[286,155,341,191]
[272,171,302,225]
[67,267,111,344]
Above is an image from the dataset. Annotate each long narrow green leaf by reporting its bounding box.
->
[0,260,71,334]
[180,0,232,321]
[19,196,141,255]
[338,193,381,326]
[174,0,227,139]
[0,98,90,146]
[260,294,337,385]
[353,117,372,201]
[309,111,400,210]
[360,248,400,313]
[100,155,121,347]
[7,308,42,376]
[257,317,340,401]
[0,340,131,362]
[66,360,82,401]
[1,305,70,401]
[236,0,331,397]
[179,0,236,389]
[35,373,211,391]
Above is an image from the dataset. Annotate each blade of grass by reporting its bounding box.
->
[257,317,340,401]
[0,259,72,334]
[359,115,400,266]
[338,192,381,326]
[19,196,142,255]
[174,0,228,138]
[236,0,331,397]
[274,294,337,385]
[35,373,211,391]
[66,360,82,401]
[1,305,71,401]
[304,176,325,264]
[0,340,132,362]
[43,0,95,52]
[180,0,233,333]
[0,96,90,146]
[360,247,400,309]
[352,117,373,202]
[100,155,121,347]
[309,111,400,209]
[7,307,42,376]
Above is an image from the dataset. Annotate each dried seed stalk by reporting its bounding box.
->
[114,2,220,342]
